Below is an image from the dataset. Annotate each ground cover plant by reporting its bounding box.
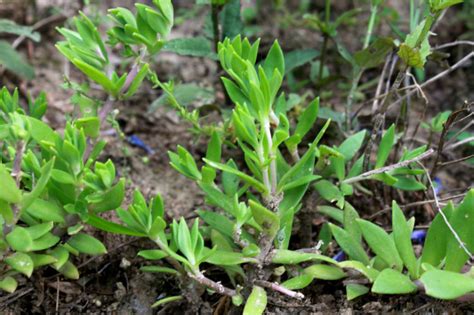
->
[0,0,473,313]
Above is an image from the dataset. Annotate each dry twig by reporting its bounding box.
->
[254,280,304,300]
[418,161,473,260]
[344,149,434,184]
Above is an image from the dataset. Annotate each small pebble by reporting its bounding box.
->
[120,257,131,269]
[93,298,102,307]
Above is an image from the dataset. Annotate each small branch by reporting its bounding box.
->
[369,192,468,219]
[318,36,329,85]
[82,97,116,163]
[153,239,186,275]
[345,3,379,130]
[290,149,300,163]
[98,97,115,124]
[438,154,474,167]
[254,280,304,300]
[363,68,407,171]
[11,140,26,186]
[417,161,473,260]
[344,148,434,184]
[264,120,277,196]
[451,107,473,127]
[233,226,249,248]
[211,4,221,54]
[371,53,392,114]
[257,144,271,198]
[390,52,474,109]
[256,233,276,267]
[414,281,474,303]
[12,14,67,49]
[429,107,467,176]
[296,240,323,253]
[444,120,474,148]
[434,40,474,50]
[189,272,237,297]
[354,53,474,112]
[3,140,26,235]
[121,48,147,94]
[445,136,474,151]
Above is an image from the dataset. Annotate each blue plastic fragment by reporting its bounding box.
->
[127,134,155,155]
[411,229,427,244]
[333,250,346,262]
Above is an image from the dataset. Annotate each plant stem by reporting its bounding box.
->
[153,238,186,275]
[318,35,328,85]
[257,143,271,198]
[364,5,377,49]
[121,48,147,94]
[325,0,330,25]
[254,280,304,299]
[429,107,466,177]
[417,161,473,260]
[11,140,25,186]
[3,140,26,235]
[344,4,378,131]
[362,68,407,171]
[211,3,221,54]
[445,136,474,150]
[344,148,434,184]
[83,48,148,163]
[188,271,237,297]
[369,192,468,219]
[211,3,231,106]
[437,154,474,167]
[345,71,362,130]
[264,119,277,196]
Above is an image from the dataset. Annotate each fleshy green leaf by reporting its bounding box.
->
[0,19,40,41]
[67,233,107,255]
[420,269,474,299]
[0,276,18,293]
[284,49,319,74]
[243,286,267,315]
[140,266,178,274]
[0,164,21,204]
[392,201,418,278]
[338,260,379,282]
[304,264,346,280]
[354,37,394,69]
[444,189,474,272]
[357,219,403,270]
[281,274,313,290]
[337,130,366,160]
[5,253,34,277]
[205,159,266,193]
[21,159,54,210]
[28,253,57,267]
[375,124,395,168]
[271,249,337,265]
[6,227,33,252]
[87,214,147,236]
[263,40,284,79]
[372,269,417,294]
[163,37,215,59]
[58,261,80,279]
[249,200,280,239]
[420,203,454,267]
[329,224,370,265]
[346,283,369,300]
[0,40,35,79]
